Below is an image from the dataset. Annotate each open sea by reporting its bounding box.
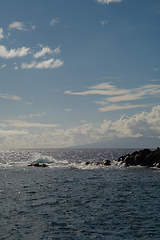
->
[0,148,160,240]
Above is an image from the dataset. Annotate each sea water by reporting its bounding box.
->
[0,148,160,240]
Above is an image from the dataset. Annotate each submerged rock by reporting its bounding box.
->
[116,147,160,168]
[28,162,48,167]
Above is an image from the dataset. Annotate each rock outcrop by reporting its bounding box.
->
[28,162,48,167]
[116,147,160,168]
[84,159,111,166]
[84,147,160,168]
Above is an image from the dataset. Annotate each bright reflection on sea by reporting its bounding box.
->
[0,148,160,239]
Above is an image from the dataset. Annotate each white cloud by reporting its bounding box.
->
[96,0,122,4]
[21,58,63,69]
[0,105,159,148]
[100,20,108,26]
[2,120,60,128]
[33,46,61,58]
[65,83,160,111]
[14,63,18,70]
[98,104,149,112]
[0,129,28,135]
[26,102,33,105]
[50,18,59,26]
[0,93,21,101]
[0,64,6,69]
[65,109,72,112]
[30,112,46,117]
[8,21,35,31]
[0,28,4,39]
[0,93,32,105]
[0,45,30,58]
[9,22,26,30]
[19,112,46,119]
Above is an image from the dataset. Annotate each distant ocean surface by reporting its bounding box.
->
[1,148,160,240]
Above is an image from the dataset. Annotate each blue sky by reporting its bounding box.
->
[0,0,160,148]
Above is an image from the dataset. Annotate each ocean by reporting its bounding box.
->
[0,148,160,240]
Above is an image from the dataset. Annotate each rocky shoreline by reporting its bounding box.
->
[85,147,160,168]
[116,147,160,168]
[27,147,160,168]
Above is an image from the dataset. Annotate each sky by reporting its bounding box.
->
[0,0,160,148]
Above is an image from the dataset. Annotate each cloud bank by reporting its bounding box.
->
[0,105,159,148]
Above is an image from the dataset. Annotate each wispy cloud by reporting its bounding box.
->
[100,20,108,26]
[21,58,63,69]
[0,28,4,39]
[0,93,32,105]
[19,112,46,119]
[50,18,59,26]
[0,129,29,135]
[8,21,35,31]
[2,120,60,128]
[0,64,6,69]
[33,46,61,58]
[98,104,149,112]
[0,45,30,58]
[0,93,21,101]
[29,113,46,117]
[153,68,160,71]
[13,63,18,70]
[96,76,122,80]
[65,83,160,111]
[96,0,122,4]
[65,109,72,112]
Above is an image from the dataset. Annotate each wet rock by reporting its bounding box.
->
[100,159,111,166]
[124,155,135,167]
[93,161,101,165]
[28,162,48,167]
[84,161,91,165]
[116,147,160,168]
[84,159,111,166]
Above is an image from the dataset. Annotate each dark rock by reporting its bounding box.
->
[28,162,48,167]
[116,147,160,168]
[93,161,101,165]
[70,167,79,170]
[84,159,111,166]
[134,149,151,166]
[117,154,128,162]
[84,161,91,165]
[100,159,111,166]
[124,155,135,167]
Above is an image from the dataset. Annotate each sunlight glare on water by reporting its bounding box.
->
[0,148,160,239]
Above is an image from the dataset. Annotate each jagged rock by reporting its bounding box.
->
[84,161,92,165]
[84,159,111,166]
[100,159,111,166]
[93,161,101,165]
[124,155,135,167]
[28,162,48,167]
[116,147,160,168]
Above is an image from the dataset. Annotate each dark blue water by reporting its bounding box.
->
[0,148,160,239]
